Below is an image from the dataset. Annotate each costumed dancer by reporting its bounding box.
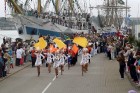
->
[45,50,54,73]
[53,50,60,78]
[35,50,45,77]
[59,50,67,75]
[80,48,89,76]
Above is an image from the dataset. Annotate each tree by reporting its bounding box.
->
[135,40,140,48]
[128,35,135,45]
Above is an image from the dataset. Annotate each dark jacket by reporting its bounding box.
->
[128,53,136,67]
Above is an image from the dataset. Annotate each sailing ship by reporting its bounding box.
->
[6,0,91,41]
[94,0,130,34]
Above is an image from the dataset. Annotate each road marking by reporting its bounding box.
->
[52,77,56,81]
[42,63,67,93]
[42,82,52,93]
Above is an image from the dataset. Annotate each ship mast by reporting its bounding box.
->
[7,0,23,14]
[96,0,130,28]
[37,0,41,15]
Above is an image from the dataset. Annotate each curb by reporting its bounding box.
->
[0,63,31,82]
[125,72,140,90]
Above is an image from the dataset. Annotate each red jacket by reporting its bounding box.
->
[31,50,36,58]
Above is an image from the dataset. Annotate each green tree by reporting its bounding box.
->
[128,35,135,45]
[135,40,140,48]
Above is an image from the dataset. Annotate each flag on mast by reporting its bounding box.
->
[118,0,125,5]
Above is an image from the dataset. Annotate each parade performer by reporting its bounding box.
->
[45,50,54,73]
[59,50,67,75]
[53,50,60,78]
[80,48,89,76]
[35,50,45,77]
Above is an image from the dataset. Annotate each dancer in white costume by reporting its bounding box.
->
[80,48,89,76]
[35,50,45,77]
[59,50,67,75]
[53,51,60,78]
[45,51,54,73]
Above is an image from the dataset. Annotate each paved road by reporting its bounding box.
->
[0,54,138,93]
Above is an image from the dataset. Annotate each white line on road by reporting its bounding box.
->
[42,82,52,93]
[41,63,67,93]
[52,77,56,81]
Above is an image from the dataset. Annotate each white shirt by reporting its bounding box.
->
[5,43,9,48]
[16,49,23,58]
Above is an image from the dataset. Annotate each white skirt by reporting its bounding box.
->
[47,58,52,64]
[59,61,65,65]
[53,61,60,68]
[35,61,42,66]
[80,61,88,65]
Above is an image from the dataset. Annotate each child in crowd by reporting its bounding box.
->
[10,57,14,68]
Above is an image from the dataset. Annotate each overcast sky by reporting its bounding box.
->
[0,0,140,17]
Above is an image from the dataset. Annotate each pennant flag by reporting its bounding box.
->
[53,38,66,49]
[73,37,88,48]
[38,37,47,49]
[34,42,40,50]
[72,44,79,54]
[49,44,58,53]
[118,0,125,5]
[34,37,47,50]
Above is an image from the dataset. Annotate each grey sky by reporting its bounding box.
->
[0,0,140,17]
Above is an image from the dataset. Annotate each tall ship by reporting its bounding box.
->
[3,0,131,41]
[5,0,91,41]
[93,0,130,34]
